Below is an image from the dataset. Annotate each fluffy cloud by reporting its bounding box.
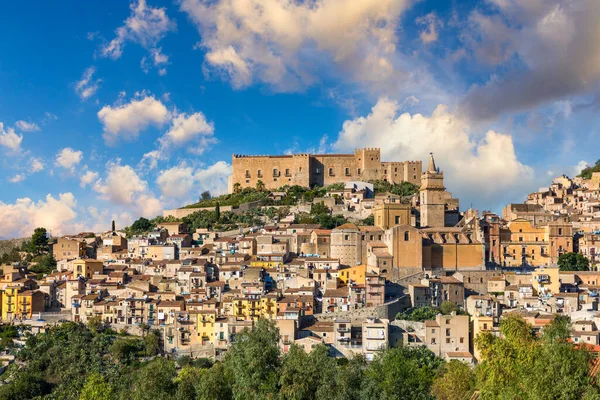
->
[75,67,101,100]
[55,148,83,171]
[93,161,163,217]
[0,193,79,238]
[80,170,99,188]
[15,120,40,132]
[30,157,45,173]
[101,0,175,73]
[460,0,600,120]
[8,174,25,183]
[93,161,148,205]
[0,122,23,153]
[156,161,232,201]
[334,97,534,209]
[98,94,170,145]
[180,0,413,91]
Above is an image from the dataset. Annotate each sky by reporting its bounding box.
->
[0,0,598,238]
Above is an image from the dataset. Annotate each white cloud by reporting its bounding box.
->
[93,161,148,205]
[180,0,413,91]
[98,94,170,145]
[55,148,83,171]
[157,161,232,200]
[101,0,175,72]
[8,174,25,183]
[75,67,101,100]
[30,157,45,173]
[0,122,23,153]
[15,120,40,132]
[0,193,79,238]
[80,170,99,188]
[416,13,442,44]
[140,110,216,169]
[43,112,58,123]
[334,97,534,209]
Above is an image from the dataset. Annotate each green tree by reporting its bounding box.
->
[111,220,116,232]
[143,330,161,356]
[201,191,212,201]
[440,301,459,315]
[196,362,233,400]
[558,252,590,271]
[431,360,475,400]
[80,373,115,400]
[31,227,49,254]
[361,345,442,399]
[128,358,177,400]
[279,344,338,400]
[29,253,57,276]
[224,319,281,399]
[256,180,266,192]
[130,217,154,234]
[233,182,242,194]
[215,201,221,222]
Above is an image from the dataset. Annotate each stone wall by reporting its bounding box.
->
[314,296,410,324]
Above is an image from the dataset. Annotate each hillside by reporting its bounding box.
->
[578,159,600,179]
[0,238,27,257]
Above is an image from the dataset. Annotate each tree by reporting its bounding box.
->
[279,344,338,400]
[129,358,177,400]
[431,360,475,400]
[111,220,116,232]
[29,253,57,276]
[558,252,590,271]
[256,180,266,192]
[215,202,221,223]
[80,373,114,400]
[361,345,443,399]
[201,191,212,201]
[440,301,459,315]
[130,217,154,234]
[233,182,242,194]
[31,227,49,254]
[224,319,281,399]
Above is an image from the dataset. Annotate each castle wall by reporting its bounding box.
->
[230,148,422,192]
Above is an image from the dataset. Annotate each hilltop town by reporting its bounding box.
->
[2,151,600,397]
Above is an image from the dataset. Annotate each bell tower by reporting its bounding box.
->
[420,153,446,227]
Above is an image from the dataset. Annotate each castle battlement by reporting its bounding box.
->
[229,147,423,193]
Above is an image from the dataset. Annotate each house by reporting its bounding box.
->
[424,313,470,360]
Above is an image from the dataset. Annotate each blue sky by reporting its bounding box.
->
[0,0,598,238]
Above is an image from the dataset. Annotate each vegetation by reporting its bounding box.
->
[578,159,600,180]
[28,253,57,277]
[369,180,420,198]
[1,316,598,399]
[295,202,347,229]
[396,302,463,322]
[558,252,590,272]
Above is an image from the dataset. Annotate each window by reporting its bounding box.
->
[285,168,290,176]
[446,328,451,336]
[273,168,279,177]
[257,169,262,178]
[404,231,410,241]
[431,338,436,344]
[345,167,350,176]
[519,237,523,242]
[329,167,334,176]
[245,169,250,177]
[357,168,361,175]
[446,338,451,344]
[460,337,464,344]
[344,235,349,241]
[559,228,563,235]
[492,239,496,247]
[384,169,387,174]
[395,216,401,224]
[395,167,398,172]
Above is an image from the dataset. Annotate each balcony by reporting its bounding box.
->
[273,171,280,177]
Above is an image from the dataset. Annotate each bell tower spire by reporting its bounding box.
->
[428,152,437,173]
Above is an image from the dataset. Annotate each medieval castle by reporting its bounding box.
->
[228,148,422,192]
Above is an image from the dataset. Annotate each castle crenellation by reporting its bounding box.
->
[228,147,423,192]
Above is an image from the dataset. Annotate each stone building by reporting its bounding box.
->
[229,148,422,192]
[486,219,573,267]
[419,154,459,228]
[373,202,411,229]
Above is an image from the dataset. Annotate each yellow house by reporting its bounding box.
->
[472,315,495,361]
[196,310,216,344]
[16,290,45,320]
[532,267,560,295]
[233,295,278,321]
[260,294,278,320]
[73,259,103,279]
[338,264,367,285]
[2,287,18,321]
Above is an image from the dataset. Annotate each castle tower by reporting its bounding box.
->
[420,153,446,227]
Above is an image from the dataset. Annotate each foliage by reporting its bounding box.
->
[0,324,19,350]
[396,306,440,322]
[440,301,460,315]
[129,217,155,235]
[295,201,347,229]
[475,313,597,399]
[182,187,269,209]
[358,215,374,226]
[578,159,600,179]
[369,180,420,197]
[79,373,115,400]
[558,252,590,271]
[201,191,212,201]
[30,227,49,255]
[431,360,475,400]
[28,253,57,276]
